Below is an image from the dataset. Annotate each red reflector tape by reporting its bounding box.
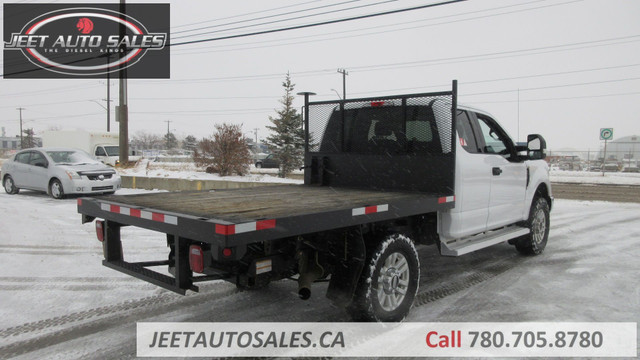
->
[99,203,177,225]
[256,219,276,230]
[216,224,235,235]
[152,213,164,222]
[438,196,456,204]
[352,204,389,216]
[215,219,276,236]
[77,199,82,206]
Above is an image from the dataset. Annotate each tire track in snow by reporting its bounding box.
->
[0,283,240,359]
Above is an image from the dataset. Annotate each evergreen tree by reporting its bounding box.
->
[22,128,36,148]
[264,73,305,178]
[164,132,178,149]
[182,135,197,151]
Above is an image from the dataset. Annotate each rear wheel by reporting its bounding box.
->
[49,179,65,199]
[3,175,19,194]
[347,234,420,322]
[255,162,262,169]
[515,197,550,255]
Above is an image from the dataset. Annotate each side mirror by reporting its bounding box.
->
[527,134,547,160]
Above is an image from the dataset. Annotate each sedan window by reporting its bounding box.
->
[14,152,30,164]
[29,151,47,167]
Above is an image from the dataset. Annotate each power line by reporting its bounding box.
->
[172,0,364,35]
[172,0,569,54]
[172,0,398,40]
[137,35,640,85]
[171,0,322,29]
[171,0,468,46]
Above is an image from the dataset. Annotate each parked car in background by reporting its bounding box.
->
[255,154,280,168]
[2,148,121,199]
[601,162,620,172]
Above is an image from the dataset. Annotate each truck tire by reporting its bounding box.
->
[3,175,19,194]
[49,179,65,199]
[347,234,419,322]
[515,197,550,255]
[255,162,262,169]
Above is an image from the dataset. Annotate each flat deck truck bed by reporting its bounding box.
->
[79,184,454,245]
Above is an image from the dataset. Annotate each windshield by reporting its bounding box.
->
[104,146,120,156]
[46,150,99,165]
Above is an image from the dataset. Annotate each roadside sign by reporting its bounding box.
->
[600,128,613,140]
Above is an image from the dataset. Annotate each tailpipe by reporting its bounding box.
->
[297,250,324,300]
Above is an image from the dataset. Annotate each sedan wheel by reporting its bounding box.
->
[49,179,65,199]
[3,176,19,194]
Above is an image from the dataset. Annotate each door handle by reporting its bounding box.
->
[492,167,502,176]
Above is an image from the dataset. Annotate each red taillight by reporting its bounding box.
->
[371,101,385,107]
[95,220,104,242]
[189,245,204,273]
[222,247,233,258]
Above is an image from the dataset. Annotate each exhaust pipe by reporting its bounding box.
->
[297,250,324,300]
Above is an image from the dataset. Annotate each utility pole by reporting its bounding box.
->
[17,107,25,149]
[253,128,259,144]
[116,0,129,165]
[517,88,520,142]
[337,68,348,100]
[106,56,111,132]
[165,120,172,135]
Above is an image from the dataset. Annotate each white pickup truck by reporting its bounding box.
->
[78,81,552,321]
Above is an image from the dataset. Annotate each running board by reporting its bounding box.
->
[440,226,530,256]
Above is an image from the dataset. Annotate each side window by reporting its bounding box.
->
[29,151,46,166]
[15,152,30,164]
[95,147,106,156]
[476,115,509,155]
[456,110,479,153]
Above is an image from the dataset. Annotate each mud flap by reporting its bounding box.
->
[326,230,365,307]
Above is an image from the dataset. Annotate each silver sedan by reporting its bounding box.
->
[2,147,121,199]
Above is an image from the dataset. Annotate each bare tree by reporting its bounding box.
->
[193,123,252,176]
[131,131,162,150]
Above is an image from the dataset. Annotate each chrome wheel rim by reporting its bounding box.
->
[51,182,62,198]
[532,209,546,245]
[376,252,410,312]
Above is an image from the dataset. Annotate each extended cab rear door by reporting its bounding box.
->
[469,112,527,229]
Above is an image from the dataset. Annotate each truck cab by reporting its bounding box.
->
[440,106,551,244]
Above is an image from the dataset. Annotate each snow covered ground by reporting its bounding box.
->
[117,160,303,184]
[0,188,638,358]
[550,169,640,185]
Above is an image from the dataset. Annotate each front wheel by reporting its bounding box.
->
[49,179,65,199]
[347,234,420,322]
[515,197,550,255]
[3,175,19,194]
[255,163,262,169]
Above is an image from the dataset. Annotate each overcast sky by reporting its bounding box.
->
[1,0,639,151]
